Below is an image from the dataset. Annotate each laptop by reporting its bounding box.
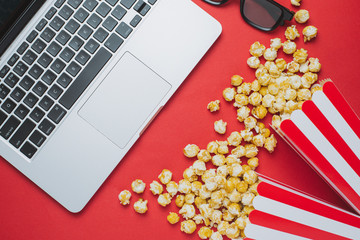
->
[0,0,221,212]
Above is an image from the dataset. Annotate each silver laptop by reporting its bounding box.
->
[0,0,221,212]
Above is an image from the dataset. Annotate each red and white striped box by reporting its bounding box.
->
[277,80,360,214]
[243,177,360,240]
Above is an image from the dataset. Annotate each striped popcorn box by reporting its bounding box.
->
[244,177,360,240]
[276,80,360,214]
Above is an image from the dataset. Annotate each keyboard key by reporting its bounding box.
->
[47,41,62,57]
[60,47,75,62]
[0,116,21,139]
[32,39,47,54]
[26,30,38,43]
[19,76,35,91]
[4,73,20,88]
[36,18,48,31]
[0,84,10,99]
[30,130,46,147]
[106,0,119,6]
[56,30,71,45]
[30,107,45,123]
[39,118,55,135]
[39,95,54,111]
[0,110,7,126]
[48,104,66,124]
[96,2,111,17]
[93,27,108,43]
[0,65,10,78]
[59,5,74,20]
[74,7,89,23]
[115,22,132,39]
[55,0,66,8]
[8,54,20,67]
[38,52,53,68]
[103,16,118,31]
[1,98,17,114]
[50,16,65,31]
[23,50,38,65]
[120,0,136,9]
[32,81,48,97]
[83,0,98,12]
[28,64,44,79]
[60,48,112,109]
[75,50,90,65]
[87,13,102,29]
[78,24,93,40]
[133,0,145,11]
[148,0,157,5]
[68,0,83,9]
[45,7,57,20]
[10,119,36,148]
[50,58,66,74]
[13,61,29,77]
[41,70,57,85]
[48,84,63,100]
[20,142,37,159]
[66,61,81,76]
[23,93,39,108]
[14,104,30,119]
[104,33,124,53]
[40,27,56,42]
[65,19,80,34]
[57,73,72,88]
[111,5,126,20]
[84,39,99,54]
[130,15,142,27]
[10,87,26,102]
[140,4,150,16]
[17,42,29,55]
[69,36,84,51]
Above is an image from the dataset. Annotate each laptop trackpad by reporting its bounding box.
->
[78,52,171,149]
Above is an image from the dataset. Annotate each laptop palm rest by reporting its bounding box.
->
[78,52,171,149]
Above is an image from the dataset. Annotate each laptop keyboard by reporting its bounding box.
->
[0,0,157,159]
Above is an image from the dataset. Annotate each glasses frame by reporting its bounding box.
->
[202,0,294,31]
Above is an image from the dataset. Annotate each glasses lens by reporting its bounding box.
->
[243,0,282,29]
[203,0,229,5]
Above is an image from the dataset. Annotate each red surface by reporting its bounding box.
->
[1,0,360,239]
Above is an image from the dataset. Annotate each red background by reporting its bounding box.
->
[1,0,360,239]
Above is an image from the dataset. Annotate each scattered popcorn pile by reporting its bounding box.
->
[118,1,322,239]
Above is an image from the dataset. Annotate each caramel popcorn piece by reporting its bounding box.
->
[285,25,300,40]
[207,100,220,112]
[231,75,243,86]
[184,144,200,158]
[118,190,131,205]
[294,9,310,23]
[223,87,236,101]
[167,212,180,224]
[181,220,197,234]
[149,180,163,195]
[214,119,227,134]
[282,40,297,54]
[249,41,266,57]
[303,26,318,42]
[247,56,261,69]
[158,169,172,184]
[291,0,301,6]
[131,179,146,194]
[133,199,148,214]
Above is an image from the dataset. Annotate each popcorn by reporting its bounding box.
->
[150,180,163,195]
[297,88,312,101]
[226,222,240,239]
[264,48,278,61]
[238,82,252,95]
[276,58,287,72]
[217,141,229,154]
[285,25,300,40]
[236,181,249,193]
[241,129,253,142]
[214,119,227,134]
[303,26,318,42]
[231,75,243,86]
[262,94,275,108]
[198,149,212,162]
[212,154,226,167]
[158,193,172,207]
[227,131,242,147]
[210,231,223,240]
[217,221,230,235]
[250,41,266,57]
[184,144,200,158]
[207,141,219,154]
[175,194,185,208]
[229,163,243,177]
[251,80,261,92]
[198,226,213,239]
[247,56,261,69]
[248,92,262,106]
[131,179,146,194]
[179,203,196,219]
[291,0,301,6]
[287,61,300,73]
[207,100,220,112]
[234,94,249,107]
[237,106,250,122]
[252,134,265,148]
[257,73,271,86]
[293,48,308,64]
[243,170,258,185]
[118,190,131,205]
[134,199,148,214]
[183,167,198,182]
[181,220,197,234]
[223,87,236,101]
[167,212,180,224]
[178,179,192,194]
[299,61,309,73]
[309,58,321,72]
[193,160,207,175]
[245,144,258,158]
[185,193,195,204]
[272,115,282,129]
[210,209,223,224]
[158,169,173,184]
[264,134,277,153]
[244,116,257,130]
[282,40,297,54]
[270,38,282,50]
[294,9,310,23]
[242,192,255,206]
[166,181,179,197]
